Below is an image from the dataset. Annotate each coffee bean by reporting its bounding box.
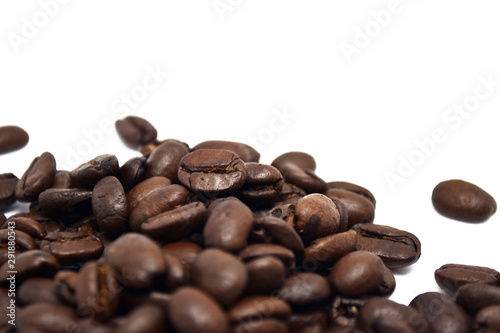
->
[38,188,92,214]
[278,273,331,305]
[70,154,120,188]
[324,188,374,228]
[51,170,73,189]
[240,243,296,273]
[41,231,103,265]
[0,125,29,154]
[434,263,500,296]
[92,176,129,236]
[475,305,500,332]
[251,216,304,254]
[1,216,47,239]
[245,255,286,295]
[15,151,57,202]
[162,241,202,271]
[272,152,326,193]
[18,277,60,306]
[238,162,283,201]
[456,283,500,314]
[328,251,395,297]
[325,181,376,207]
[113,303,166,333]
[178,149,248,196]
[17,302,80,333]
[287,309,329,332]
[115,116,158,150]
[0,229,37,266]
[0,173,18,210]
[303,230,357,270]
[228,296,292,324]
[118,156,146,192]
[330,296,369,328]
[192,140,260,163]
[126,176,172,211]
[54,270,78,305]
[168,287,229,333]
[0,250,59,283]
[353,223,421,269]
[145,139,190,182]
[432,179,497,222]
[163,252,188,291]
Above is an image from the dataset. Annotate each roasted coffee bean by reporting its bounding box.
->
[0,228,37,265]
[41,231,103,265]
[163,252,188,291]
[112,303,166,333]
[126,176,172,211]
[294,193,344,243]
[324,188,374,228]
[240,243,296,273]
[251,216,304,254]
[228,296,292,324]
[178,149,248,196]
[274,182,306,203]
[325,181,376,207]
[54,270,78,305]
[475,305,500,332]
[70,154,120,188]
[328,251,395,297]
[192,248,248,306]
[287,309,329,332]
[38,188,92,214]
[434,263,500,296]
[169,287,229,333]
[51,170,73,188]
[330,296,369,328]
[432,179,497,222]
[409,292,471,333]
[0,125,29,154]
[245,255,286,294]
[75,261,121,321]
[104,233,166,290]
[456,283,500,314]
[203,197,253,253]
[18,277,60,306]
[0,173,18,210]
[238,162,283,201]
[115,116,158,150]
[231,319,289,333]
[278,273,331,305]
[353,223,421,269]
[0,250,59,283]
[118,156,146,191]
[303,230,357,270]
[145,139,190,182]
[272,152,326,193]
[163,241,202,270]
[1,216,47,239]
[192,140,260,163]
[92,176,128,236]
[261,201,297,226]
[15,151,57,202]
[142,201,207,242]
[17,302,80,333]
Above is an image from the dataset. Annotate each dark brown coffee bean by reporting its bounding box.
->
[163,252,188,291]
[0,250,59,283]
[118,156,146,191]
[54,270,78,305]
[75,261,121,321]
[456,283,500,314]
[240,243,296,273]
[435,263,500,296]
[432,179,497,222]
[271,152,325,193]
[294,193,343,243]
[15,151,57,202]
[192,140,260,163]
[0,125,29,154]
[169,287,229,333]
[126,176,172,211]
[274,182,306,203]
[353,223,421,269]
[231,319,289,333]
[92,176,128,236]
[278,273,331,305]
[104,233,166,290]
[142,201,207,242]
[251,216,304,254]
[1,216,47,239]
[330,296,369,328]
[115,116,158,150]
[328,251,395,297]
[287,309,329,332]
[325,181,376,207]
[0,173,18,210]
[324,188,374,228]
[303,230,357,270]
[245,255,286,295]
[145,139,190,183]
[41,231,103,265]
[238,162,283,201]
[409,292,471,333]
[113,303,166,333]
[38,188,92,214]
[18,277,60,306]
[162,241,202,270]
[18,302,80,333]
[51,170,73,189]
[70,154,120,188]
[203,197,253,253]
[178,149,248,196]
[192,248,248,306]
[475,305,500,332]
[228,296,292,324]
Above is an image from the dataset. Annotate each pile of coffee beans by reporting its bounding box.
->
[0,116,498,332]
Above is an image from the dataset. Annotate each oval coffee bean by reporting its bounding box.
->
[278,273,331,305]
[145,139,190,182]
[118,156,146,192]
[1,216,47,239]
[126,176,172,211]
[15,152,57,202]
[325,181,376,206]
[228,296,292,324]
[0,125,29,154]
[238,162,283,201]
[0,250,59,283]
[192,248,248,306]
[432,179,497,222]
[271,152,326,193]
[475,305,500,332]
[178,149,247,196]
[456,283,500,314]
[41,231,103,265]
[92,176,128,236]
[17,302,79,333]
[70,154,120,188]
[303,230,357,270]
[0,173,19,210]
[324,188,374,228]
[435,263,500,296]
[245,256,286,295]
[353,223,421,269]
[169,287,229,333]
[38,188,92,214]
[192,140,260,163]
[240,244,296,273]
[115,116,158,150]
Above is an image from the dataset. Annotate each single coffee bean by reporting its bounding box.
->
[324,188,374,228]
[0,173,19,210]
[475,305,500,332]
[17,302,80,333]
[192,248,248,306]
[0,250,59,283]
[126,176,172,211]
[325,181,376,207]
[18,277,60,306]
[41,231,103,265]
[245,255,286,295]
[118,156,146,192]
[231,319,289,333]
[70,154,120,188]
[238,162,284,201]
[432,179,497,222]
[409,292,471,333]
[203,197,253,253]
[192,140,260,163]
[353,223,421,269]
[178,149,248,196]
[228,296,292,324]
[1,216,47,239]
[303,230,357,270]
[456,283,500,314]
[112,303,166,333]
[240,243,296,273]
[163,252,188,291]
[104,233,166,290]
[271,152,326,193]
[51,170,73,189]
[115,116,158,150]
[15,151,57,202]
[330,296,369,328]
[278,273,331,305]
[251,216,304,254]
[142,201,207,242]
[0,125,29,154]
[92,176,129,236]
[328,251,395,297]
[168,287,229,333]
[38,188,93,214]
[434,263,500,296]
[144,139,190,183]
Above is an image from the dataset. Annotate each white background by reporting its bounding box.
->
[1,1,499,306]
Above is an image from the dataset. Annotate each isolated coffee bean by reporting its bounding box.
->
[70,154,120,188]
[192,140,260,163]
[0,125,29,154]
[240,244,296,273]
[178,149,248,196]
[126,176,172,211]
[353,223,421,269]
[18,277,60,306]
[251,216,304,254]
[92,176,128,236]
[328,251,395,297]
[325,181,376,207]
[303,230,357,270]
[0,173,18,210]
[1,216,47,239]
[113,303,166,333]
[115,116,158,150]
[434,263,500,296]
[456,283,500,314]
[475,305,500,332]
[17,302,80,333]
[118,156,146,192]
[432,179,497,222]
[0,250,59,283]
[245,256,286,295]
[278,273,331,305]
[145,139,190,182]
[41,231,103,265]
[169,287,229,333]
[51,170,73,189]
[272,152,326,193]
[238,162,283,201]
[324,188,374,228]
[38,188,92,214]
[15,151,57,202]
